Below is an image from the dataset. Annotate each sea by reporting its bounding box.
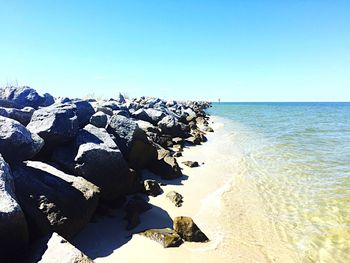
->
[207,102,350,263]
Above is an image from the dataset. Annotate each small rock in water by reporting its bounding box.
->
[166,191,184,207]
[182,161,199,168]
[143,179,163,197]
[173,216,209,242]
[139,228,183,248]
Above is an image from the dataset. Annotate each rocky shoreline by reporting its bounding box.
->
[0,86,213,262]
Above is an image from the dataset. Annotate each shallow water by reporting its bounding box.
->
[208,102,350,263]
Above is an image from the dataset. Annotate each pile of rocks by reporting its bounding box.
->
[0,86,212,261]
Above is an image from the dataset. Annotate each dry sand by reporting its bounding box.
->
[73,117,299,263]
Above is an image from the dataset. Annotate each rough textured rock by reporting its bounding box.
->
[158,115,185,137]
[75,124,118,150]
[0,86,54,109]
[74,143,129,200]
[32,232,94,263]
[173,216,209,242]
[27,103,79,148]
[185,136,201,145]
[139,228,183,248]
[12,161,100,240]
[166,191,184,207]
[150,155,183,180]
[0,116,44,163]
[143,180,163,197]
[0,106,34,125]
[89,111,108,128]
[107,115,157,169]
[73,100,95,128]
[0,155,29,260]
[144,108,166,125]
[182,161,199,168]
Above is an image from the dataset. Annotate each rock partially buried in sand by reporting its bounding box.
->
[37,232,93,263]
[143,179,163,197]
[166,191,184,207]
[182,161,199,168]
[139,228,183,248]
[173,216,209,242]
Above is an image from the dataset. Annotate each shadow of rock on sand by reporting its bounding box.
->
[142,169,189,186]
[72,203,173,260]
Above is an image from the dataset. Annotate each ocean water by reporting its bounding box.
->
[207,102,350,262]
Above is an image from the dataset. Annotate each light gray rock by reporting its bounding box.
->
[158,115,185,137]
[144,108,166,125]
[166,191,184,207]
[0,116,44,163]
[0,154,28,259]
[75,124,118,150]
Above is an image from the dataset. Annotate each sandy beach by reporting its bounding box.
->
[72,117,299,263]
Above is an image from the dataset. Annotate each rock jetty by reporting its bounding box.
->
[0,86,212,262]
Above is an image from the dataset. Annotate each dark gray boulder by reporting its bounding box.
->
[116,93,126,104]
[27,103,79,148]
[150,148,182,180]
[158,115,185,137]
[0,155,29,260]
[107,115,157,169]
[72,100,95,128]
[89,111,108,128]
[102,100,119,111]
[0,106,34,125]
[75,124,118,150]
[0,86,54,109]
[132,109,153,123]
[0,116,44,163]
[124,197,152,230]
[182,161,199,168]
[12,161,100,240]
[143,179,163,197]
[144,108,166,125]
[74,143,129,200]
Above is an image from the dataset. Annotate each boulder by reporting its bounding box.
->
[144,108,166,125]
[27,103,79,149]
[166,191,184,207]
[0,106,34,125]
[0,86,54,109]
[113,109,130,118]
[31,232,94,263]
[75,124,118,150]
[0,155,29,260]
[107,115,157,169]
[173,216,209,242]
[182,161,199,168]
[185,136,201,145]
[116,93,126,104]
[12,161,100,240]
[0,116,44,163]
[150,155,182,180]
[102,100,120,111]
[89,111,108,128]
[172,152,182,157]
[132,109,153,123]
[94,106,113,116]
[143,180,162,197]
[74,143,129,200]
[203,126,214,132]
[158,115,185,137]
[139,228,183,248]
[72,100,95,127]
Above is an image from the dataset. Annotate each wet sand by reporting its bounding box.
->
[72,117,298,263]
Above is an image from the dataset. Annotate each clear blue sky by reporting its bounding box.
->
[1,0,349,101]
